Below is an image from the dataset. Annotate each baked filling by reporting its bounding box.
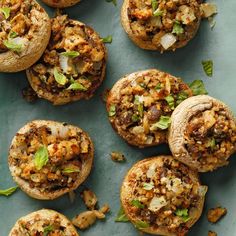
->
[124,158,207,234]
[108,70,192,146]
[9,123,92,192]
[0,0,42,53]
[127,0,201,50]
[29,15,106,97]
[184,107,236,169]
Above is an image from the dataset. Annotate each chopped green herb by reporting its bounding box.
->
[43,225,54,236]
[67,82,87,91]
[60,51,80,58]
[0,186,18,196]
[155,83,162,91]
[143,182,154,190]
[62,167,80,173]
[151,116,171,130]
[3,40,22,53]
[176,91,189,105]
[105,0,117,6]
[9,31,18,39]
[34,145,49,171]
[134,220,150,229]
[130,200,145,209]
[139,83,147,89]
[172,21,184,35]
[109,104,116,117]
[102,35,113,43]
[0,7,11,19]
[175,208,191,223]
[53,68,68,85]
[153,8,163,17]
[134,95,144,117]
[151,0,158,12]
[202,60,213,77]
[189,80,208,95]
[132,113,140,122]
[207,137,216,149]
[115,207,129,222]
[165,95,175,110]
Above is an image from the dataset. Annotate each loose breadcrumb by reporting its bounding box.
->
[207,207,227,223]
[110,152,126,162]
[208,231,217,236]
[80,189,98,210]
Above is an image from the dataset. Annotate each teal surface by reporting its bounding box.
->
[0,0,236,235]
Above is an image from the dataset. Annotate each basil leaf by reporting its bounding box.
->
[60,51,80,58]
[176,91,189,105]
[3,40,22,53]
[105,0,117,6]
[62,167,80,174]
[9,31,18,39]
[130,200,145,209]
[134,220,150,229]
[0,186,18,196]
[43,225,54,236]
[143,182,154,190]
[102,35,112,43]
[34,145,49,171]
[108,104,116,117]
[67,82,87,91]
[165,95,175,110]
[115,207,129,222]
[172,21,184,35]
[189,80,208,95]
[53,68,68,85]
[151,115,171,130]
[202,60,213,77]
[175,208,191,223]
[0,7,11,19]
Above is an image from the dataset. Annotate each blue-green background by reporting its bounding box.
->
[0,0,236,235]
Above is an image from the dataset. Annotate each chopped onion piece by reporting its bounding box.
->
[59,54,70,74]
[160,33,177,50]
[201,3,217,18]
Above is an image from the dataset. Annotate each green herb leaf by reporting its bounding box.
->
[34,145,49,171]
[0,186,18,196]
[53,68,68,85]
[134,95,144,117]
[105,0,117,6]
[108,104,116,117]
[102,35,113,43]
[134,220,150,229]
[175,208,191,223]
[202,60,213,77]
[189,80,208,95]
[67,82,87,91]
[151,0,158,12]
[172,21,184,35]
[43,225,54,236]
[143,182,154,190]
[207,137,216,149]
[155,83,162,91]
[151,115,171,130]
[153,8,163,17]
[176,91,189,105]
[60,51,80,58]
[62,167,80,174]
[115,207,129,222]
[9,31,18,39]
[130,200,145,209]
[132,113,140,122]
[3,40,22,53]
[165,95,175,110]
[0,7,11,19]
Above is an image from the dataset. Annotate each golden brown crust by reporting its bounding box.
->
[168,95,236,172]
[0,0,51,72]
[120,156,207,235]
[107,69,192,148]
[26,16,107,105]
[42,0,80,8]
[8,120,94,200]
[9,209,79,236]
[121,0,201,51]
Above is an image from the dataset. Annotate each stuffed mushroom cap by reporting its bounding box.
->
[121,156,207,235]
[8,120,94,200]
[121,0,202,51]
[107,69,192,148]
[42,0,80,8]
[168,95,236,172]
[0,0,51,72]
[9,209,79,236]
[27,15,107,105]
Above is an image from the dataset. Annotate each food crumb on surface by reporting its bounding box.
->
[207,207,227,223]
[208,231,217,236]
[80,189,98,210]
[110,152,126,162]
[22,86,38,103]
